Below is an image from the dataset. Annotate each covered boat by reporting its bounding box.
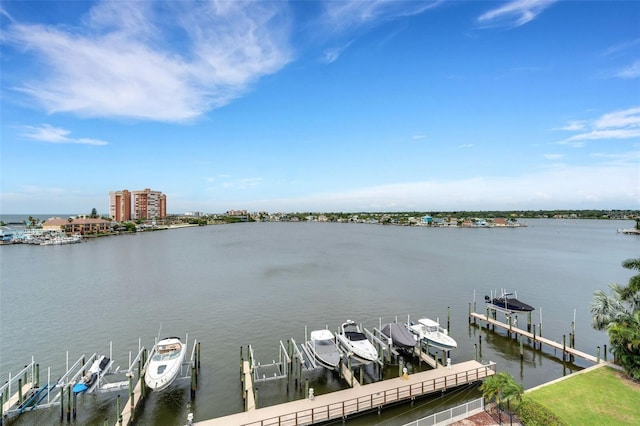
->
[73,355,111,394]
[380,323,417,350]
[145,337,186,391]
[485,290,534,313]
[336,320,378,362]
[407,318,457,351]
[306,329,342,370]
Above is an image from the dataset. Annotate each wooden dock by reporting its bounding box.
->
[2,382,34,414]
[117,375,143,426]
[196,360,495,426]
[469,312,601,364]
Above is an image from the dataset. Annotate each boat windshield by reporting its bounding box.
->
[152,343,181,361]
[345,332,367,341]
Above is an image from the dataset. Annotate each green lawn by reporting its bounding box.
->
[527,366,640,425]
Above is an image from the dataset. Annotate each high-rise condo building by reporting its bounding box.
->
[132,188,167,219]
[109,190,131,221]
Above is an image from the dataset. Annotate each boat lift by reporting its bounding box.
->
[1,337,200,424]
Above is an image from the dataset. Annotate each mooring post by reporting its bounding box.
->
[197,342,201,370]
[18,378,22,405]
[562,335,567,362]
[190,364,196,400]
[72,390,77,420]
[474,344,478,361]
[519,335,524,360]
[240,346,244,380]
[398,358,403,377]
[527,311,532,332]
[468,302,471,324]
[604,344,607,361]
[447,306,451,332]
[60,386,64,421]
[348,356,353,387]
[67,384,71,422]
[35,363,40,388]
[507,315,512,339]
[492,310,497,330]
[117,394,122,425]
[128,373,134,422]
[479,335,482,357]
[532,324,536,345]
[305,378,309,399]
[597,346,601,363]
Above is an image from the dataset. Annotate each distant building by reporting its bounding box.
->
[109,189,132,221]
[42,217,111,235]
[132,188,166,220]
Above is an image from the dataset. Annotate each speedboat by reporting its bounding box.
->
[485,290,534,313]
[407,318,457,351]
[145,337,186,391]
[306,329,342,370]
[73,355,111,394]
[380,322,417,351]
[336,320,378,362]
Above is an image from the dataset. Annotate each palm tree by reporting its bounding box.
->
[591,257,640,380]
[480,371,523,410]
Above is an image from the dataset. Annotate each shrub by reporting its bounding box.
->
[517,397,566,426]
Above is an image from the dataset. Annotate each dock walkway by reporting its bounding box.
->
[470,312,600,364]
[197,360,495,426]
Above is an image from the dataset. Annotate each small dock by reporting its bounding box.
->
[469,312,602,364]
[198,360,495,426]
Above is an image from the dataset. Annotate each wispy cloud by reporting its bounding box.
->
[21,124,108,146]
[458,144,473,149]
[602,38,640,57]
[553,120,587,131]
[321,0,441,32]
[412,134,427,140]
[318,0,441,62]
[477,0,557,29]
[543,153,564,160]
[322,41,353,64]
[614,60,640,79]
[557,107,640,147]
[3,0,292,122]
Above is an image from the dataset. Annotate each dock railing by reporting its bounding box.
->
[240,362,496,426]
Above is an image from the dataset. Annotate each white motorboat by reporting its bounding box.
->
[306,329,342,370]
[407,318,457,351]
[336,320,378,362]
[145,337,186,391]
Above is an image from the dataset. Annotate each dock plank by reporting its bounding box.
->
[2,382,33,413]
[116,377,142,426]
[196,360,494,426]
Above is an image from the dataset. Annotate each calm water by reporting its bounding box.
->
[1,219,638,425]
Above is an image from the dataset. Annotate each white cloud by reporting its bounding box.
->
[557,107,640,146]
[322,41,354,64]
[478,0,557,29]
[543,154,564,160]
[233,162,639,212]
[595,107,640,129]
[458,144,473,148]
[615,60,640,79]
[412,134,427,140]
[553,120,587,131]
[321,0,441,32]
[317,0,441,62]
[4,0,292,122]
[21,124,108,146]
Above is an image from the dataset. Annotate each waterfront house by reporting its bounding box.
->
[42,217,111,235]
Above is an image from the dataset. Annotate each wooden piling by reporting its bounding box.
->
[17,378,22,406]
[116,394,122,425]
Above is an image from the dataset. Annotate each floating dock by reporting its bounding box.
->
[198,360,495,425]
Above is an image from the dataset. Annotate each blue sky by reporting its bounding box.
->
[1,0,639,215]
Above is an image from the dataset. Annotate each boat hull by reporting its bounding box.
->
[144,337,186,392]
[336,321,378,362]
[306,330,342,370]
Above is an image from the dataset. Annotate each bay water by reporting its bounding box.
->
[1,219,638,425]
